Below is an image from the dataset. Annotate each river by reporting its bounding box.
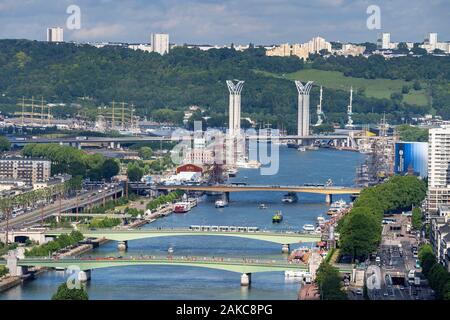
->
[1,147,363,300]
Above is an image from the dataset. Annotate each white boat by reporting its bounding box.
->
[282,192,298,203]
[215,199,228,208]
[297,146,306,152]
[317,216,326,225]
[259,203,268,209]
[302,224,315,232]
[168,247,174,254]
[331,199,347,209]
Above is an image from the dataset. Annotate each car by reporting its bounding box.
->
[356,289,363,295]
[383,292,389,297]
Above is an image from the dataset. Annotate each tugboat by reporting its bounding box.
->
[272,211,283,223]
[282,192,298,203]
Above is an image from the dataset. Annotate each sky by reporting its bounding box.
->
[0,0,449,45]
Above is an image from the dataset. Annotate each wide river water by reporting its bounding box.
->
[1,147,364,300]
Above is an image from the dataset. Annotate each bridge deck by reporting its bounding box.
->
[45,229,322,244]
[156,184,361,195]
[13,257,308,273]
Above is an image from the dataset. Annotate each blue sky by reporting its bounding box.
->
[0,0,448,44]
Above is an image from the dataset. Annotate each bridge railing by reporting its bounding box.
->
[19,255,308,267]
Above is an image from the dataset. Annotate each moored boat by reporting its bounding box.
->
[173,202,191,213]
[302,224,315,232]
[215,199,228,208]
[282,192,298,203]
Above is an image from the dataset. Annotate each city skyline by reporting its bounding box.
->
[0,0,449,45]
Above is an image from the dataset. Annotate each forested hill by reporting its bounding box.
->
[0,39,449,131]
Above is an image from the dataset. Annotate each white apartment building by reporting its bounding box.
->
[47,27,64,42]
[265,36,331,60]
[128,43,152,53]
[420,32,450,54]
[151,33,169,55]
[427,126,450,213]
[377,32,398,50]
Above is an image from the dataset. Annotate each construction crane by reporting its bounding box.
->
[314,86,325,126]
[345,87,354,128]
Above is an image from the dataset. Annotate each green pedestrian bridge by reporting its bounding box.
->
[12,256,309,274]
[45,228,322,245]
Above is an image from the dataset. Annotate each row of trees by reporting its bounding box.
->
[396,124,429,142]
[146,190,185,211]
[338,176,426,260]
[88,217,121,229]
[22,143,120,181]
[127,155,175,181]
[418,244,450,299]
[25,231,84,257]
[0,177,81,222]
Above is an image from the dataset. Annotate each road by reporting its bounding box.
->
[366,216,435,300]
[0,186,123,230]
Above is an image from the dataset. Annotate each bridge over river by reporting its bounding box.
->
[1,255,354,286]
[44,228,322,251]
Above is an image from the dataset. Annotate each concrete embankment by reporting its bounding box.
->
[0,276,22,293]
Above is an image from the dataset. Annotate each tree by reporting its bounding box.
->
[413,80,422,91]
[315,262,347,300]
[0,136,10,152]
[339,208,381,259]
[411,207,422,230]
[101,159,120,181]
[402,85,410,94]
[138,147,153,160]
[51,282,89,300]
[127,163,144,182]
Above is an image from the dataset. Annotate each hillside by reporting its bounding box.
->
[0,39,448,131]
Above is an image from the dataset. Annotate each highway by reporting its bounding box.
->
[0,186,124,230]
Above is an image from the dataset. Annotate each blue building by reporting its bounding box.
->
[394,142,428,178]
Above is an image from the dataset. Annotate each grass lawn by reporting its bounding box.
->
[255,69,429,106]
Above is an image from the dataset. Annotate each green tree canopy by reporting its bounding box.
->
[51,282,89,300]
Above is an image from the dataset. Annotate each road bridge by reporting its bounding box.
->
[45,228,322,252]
[154,184,361,203]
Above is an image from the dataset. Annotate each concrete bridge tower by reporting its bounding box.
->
[226,80,244,137]
[295,81,314,142]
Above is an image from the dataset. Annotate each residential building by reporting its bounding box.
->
[0,158,51,185]
[128,43,152,53]
[430,214,450,265]
[427,126,450,213]
[420,32,450,53]
[377,32,398,50]
[334,44,366,57]
[151,33,169,55]
[265,36,331,60]
[47,27,63,42]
